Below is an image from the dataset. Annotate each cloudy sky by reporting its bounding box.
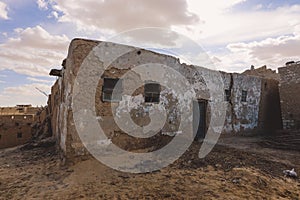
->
[0,0,299,106]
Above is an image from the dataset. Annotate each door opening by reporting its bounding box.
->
[193,100,207,141]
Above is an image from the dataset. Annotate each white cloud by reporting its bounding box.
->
[4,0,300,106]
[180,2,300,47]
[49,11,59,19]
[40,0,300,72]
[50,0,199,32]
[171,1,300,72]
[211,25,300,72]
[27,77,54,84]
[0,1,9,20]
[254,4,263,10]
[37,0,49,10]
[0,83,51,106]
[0,25,69,77]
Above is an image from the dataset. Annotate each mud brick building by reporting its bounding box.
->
[47,39,283,161]
[242,65,282,132]
[278,61,300,130]
[0,105,40,149]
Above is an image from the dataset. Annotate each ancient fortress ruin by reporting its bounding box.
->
[1,39,299,162]
[45,38,297,161]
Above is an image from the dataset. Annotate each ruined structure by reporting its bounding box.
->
[243,65,280,80]
[278,61,300,129]
[46,39,283,161]
[0,105,40,149]
[242,66,283,132]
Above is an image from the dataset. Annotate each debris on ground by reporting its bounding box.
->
[283,168,298,178]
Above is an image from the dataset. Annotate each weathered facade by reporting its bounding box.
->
[0,105,40,149]
[47,38,282,161]
[278,61,300,129]
[243,66,282,132]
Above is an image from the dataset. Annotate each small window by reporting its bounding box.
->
[225,89,231,101]
[102,78,123,102]
[17,108,24,113]
[144,82,160,103]
[241,90,247,102]
[17,132,22,138]
[0,134,2,140]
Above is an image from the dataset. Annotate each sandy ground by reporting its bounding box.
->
[0,133,299,199]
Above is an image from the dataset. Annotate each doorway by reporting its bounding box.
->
[193,100,207,140]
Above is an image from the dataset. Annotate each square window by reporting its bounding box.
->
[102,78,123,102]
[17,108,24,113]
[144,82,160,103]
[17,132,22,138]
[241,90,247,102]
[225,89,231,101]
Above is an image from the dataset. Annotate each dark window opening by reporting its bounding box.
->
[17,108,24,113]
[0,134,2,140]
[225,89,231,101]
[241,90,248,102]
[17,132,22,138]
[144,82,160,103]
[102,78,123,102]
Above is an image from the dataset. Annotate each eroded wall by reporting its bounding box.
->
[258,79,282,133]
[50,38,265,161]
[279,63,300,129]
[222,73,262,133]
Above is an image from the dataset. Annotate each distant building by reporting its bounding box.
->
[0,105,40,149]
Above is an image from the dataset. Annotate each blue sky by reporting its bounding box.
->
[0,0,53,40]
[0,0,300,106]
[233,0,300,11]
